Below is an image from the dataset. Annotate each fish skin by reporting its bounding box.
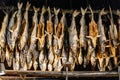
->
[79,8,87,50]
[69,10,79,57]
[48,46,54,71]
[7,11,17,50]
[0,11,9,48]
[78,47,83,65]
[68,49,75,71]
[98,8,108,53]
[46,7,53,48]
[61,46,67,65]
[97,51,106,71]
[109,7,119,47]
[54,56,63,71]
[54,8,60,35]
[39,49,45,64]
[40,56,47,71]
[18,2,31,51]
[33,50,39,71]
[29,6,39,52]
[11,3,23,51]
[37,6,46,50]
[86,6,100,48]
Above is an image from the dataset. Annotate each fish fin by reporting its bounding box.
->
[33,6,39,12]
[26,2,31,11]
[73,10,79,17]
[81,7,87,15]
[8,29,13,33]
[17,2,23,10]
[41,6,46,14]
[54,8,60,16]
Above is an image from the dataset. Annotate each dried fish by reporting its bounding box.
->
[46,7,53,48]
[98,8,108,53]
[40,55,47,71]
[18,2,31,51]
[68,10,79,59]
[97,50,106,71]
[86,6,100,48]
[68,49,75,71]
[7,11,17,50]
[29,7,39,52]
[79,8,87,50]
[11,3,23,51]
[78,47,83,65]
[33,50,39,71]
[37,6,46,50]
[109,7,119,47]
[0,11,9,48]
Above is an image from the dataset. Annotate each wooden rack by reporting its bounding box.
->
[0,66,119,80]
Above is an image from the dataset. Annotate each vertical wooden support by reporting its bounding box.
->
[66,67,68,80]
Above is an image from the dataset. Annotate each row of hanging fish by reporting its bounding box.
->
[0,2,120,71]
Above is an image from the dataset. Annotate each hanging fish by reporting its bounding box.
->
[20,51,27,71]
[11,3,23,51]
[61,46,67,65]
[29,6,39,52]
[97,50,106,71]
[0,11,9,48]
[108,32,118,67]
[98,8,108,53]
[6,45,13,67]
[39,49,45,65]
[78,47,83,65]
[54,56,63,71]
[18,2,31,51]
[109,7,119,47]
[46,7,53,48]
[48,46,54,71]
[53,11,65,55]
[26,50,32,70]
[40,55,47,71]
[37,6,46,50]
[86,6,100,48]
[33,50,39,71]
[68,49,75,71]
[68,10,79,59]
[79,7,87,50]
[13,46,20,70]
[7,11,17,50]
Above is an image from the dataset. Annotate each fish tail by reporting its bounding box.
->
[100,8,106,16]
[54,8,60,16]
[81,7,87,15]
[26,2,31,11]
[73,10,79,17]
[17,2,23,10]
[42,6,46,14]
[33,6,39,12]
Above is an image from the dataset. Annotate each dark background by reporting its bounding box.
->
[0,0,120,80]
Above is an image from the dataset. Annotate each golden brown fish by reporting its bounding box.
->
[37,6,46,50]
[29,6,39,52]
[0,11,9,48]
[11,3,23,51]
[33,50,39,71]
[68,10,79,60]
[46,7,53,48]
[79,7,87,50]
[7,11,17,50]
[86,6,100,48]
[18,2,31,51]
[98,8,108,53]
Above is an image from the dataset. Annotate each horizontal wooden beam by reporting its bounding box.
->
[4,70,118,78]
